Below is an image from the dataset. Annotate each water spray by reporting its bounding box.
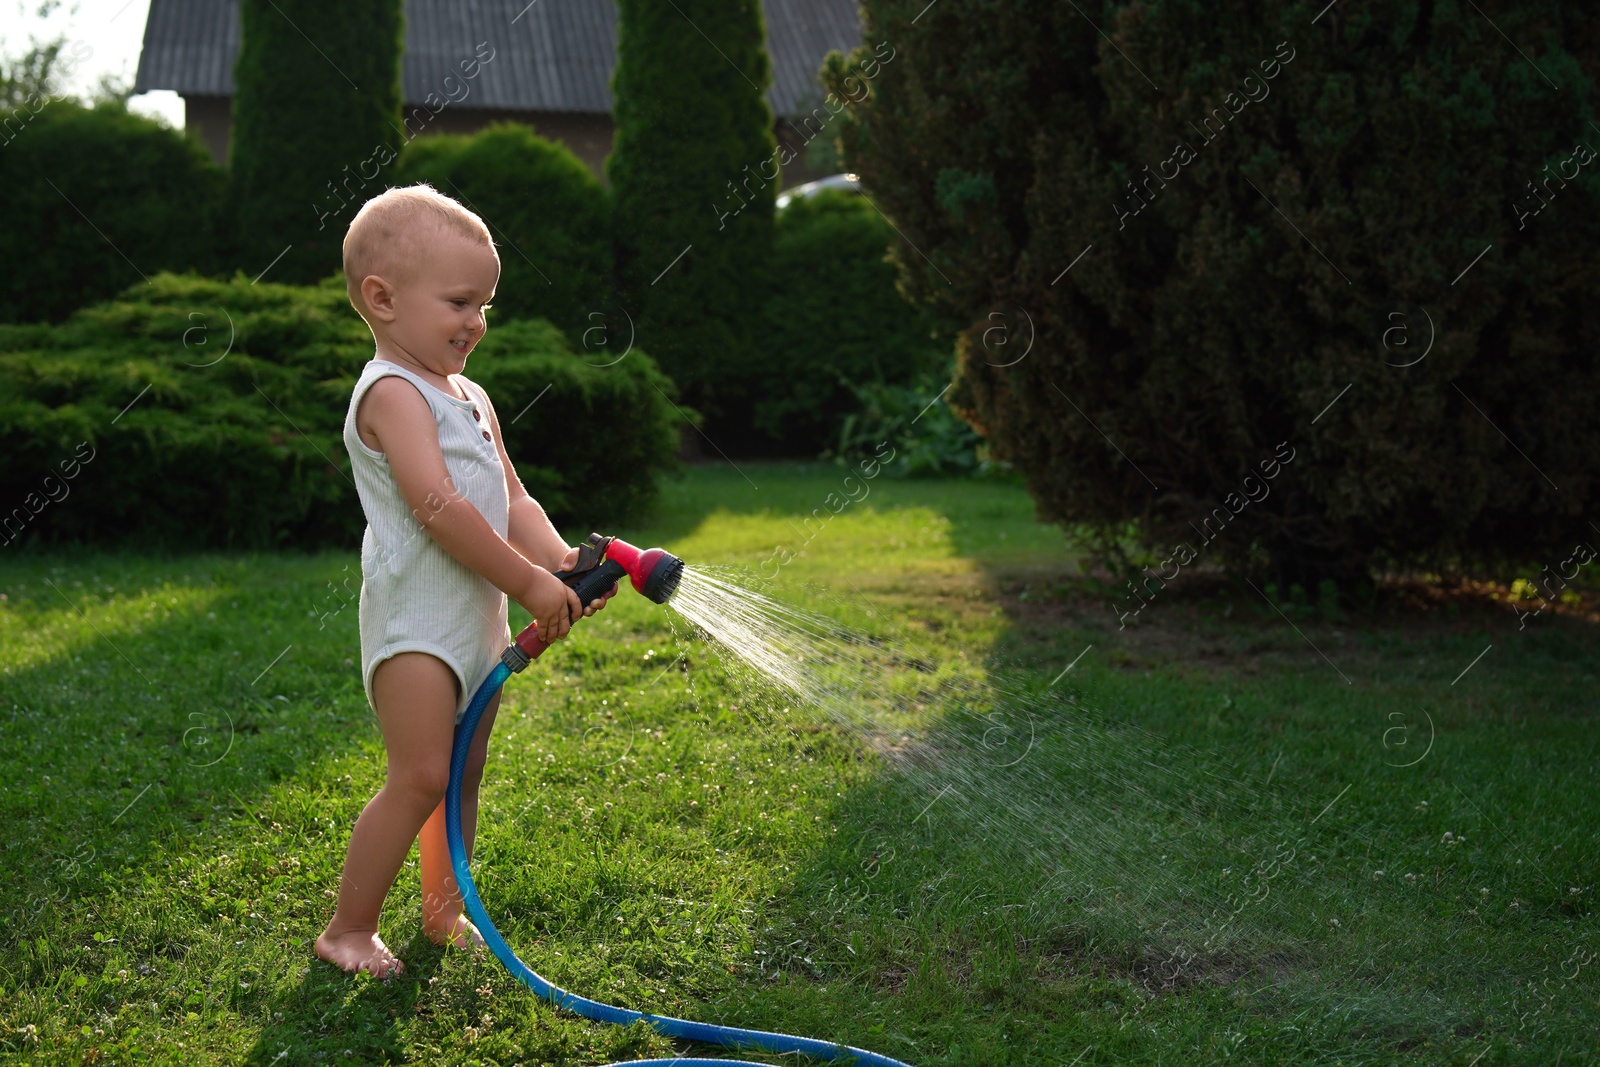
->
[445,533,914,1067]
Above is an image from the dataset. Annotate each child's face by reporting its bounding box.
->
[385,231,500,376]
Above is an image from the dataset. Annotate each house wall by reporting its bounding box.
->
[399,107,616,180]
[184,97,840,191]
[185,94,233,166]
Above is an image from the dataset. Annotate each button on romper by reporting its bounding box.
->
[342,358,512,724]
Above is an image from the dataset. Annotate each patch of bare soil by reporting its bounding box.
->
[862,731,947,774]
[982,563,1598,676]
[1028,925,1308,997]
[1380,572,1600,624]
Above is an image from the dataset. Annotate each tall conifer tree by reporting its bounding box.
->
[229,0,404,283]
[609,0,777,440]
[822,1,1600,584]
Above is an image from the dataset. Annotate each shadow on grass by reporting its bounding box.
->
[0,551,363,931]
[241,951,430,1066]
[0,549,441,1061]
[620,463,1600,1063]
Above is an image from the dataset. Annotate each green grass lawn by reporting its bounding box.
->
[0,462,1595,1066]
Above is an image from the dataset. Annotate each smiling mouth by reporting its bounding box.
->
[450,340,469,352]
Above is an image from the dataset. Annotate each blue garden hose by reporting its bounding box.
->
[445,656,916,1067]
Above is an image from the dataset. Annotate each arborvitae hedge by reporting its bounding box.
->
[822,2,1600,584]
[608,0,777,442]
[395,123,611,345]
[0,100,223,324]
[228,0,404,284]
[0,274,681,552]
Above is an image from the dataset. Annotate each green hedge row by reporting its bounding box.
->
[0,273,681,551]
[2,98,960,471]
[607,0,778,441]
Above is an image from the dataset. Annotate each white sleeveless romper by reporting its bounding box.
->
[342,358,512,724]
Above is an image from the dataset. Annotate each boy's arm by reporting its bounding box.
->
[479,395,568,571]
[360,376,582,640]
[480,386,616,615]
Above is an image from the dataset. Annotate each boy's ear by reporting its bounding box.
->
[361,274,399,322]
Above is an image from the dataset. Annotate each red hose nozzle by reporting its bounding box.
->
[600,537,685,604]
[506,533,684,670]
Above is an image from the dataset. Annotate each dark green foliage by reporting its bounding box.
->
[821,1,1600,584]
[0,100,224,324]
[468,318,682,527]
[0,274,681,551]
[760,189,949,454]
[608,0,777,440]
[0,275,367,551]
[394,123,612,343]
[228,0,404,284]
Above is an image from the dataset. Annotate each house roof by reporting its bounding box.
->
[133,0,864,118]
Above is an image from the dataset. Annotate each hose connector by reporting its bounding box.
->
[500,642,532,674]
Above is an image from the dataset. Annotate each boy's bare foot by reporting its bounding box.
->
[315,928,405,978]
[423,912,488,952]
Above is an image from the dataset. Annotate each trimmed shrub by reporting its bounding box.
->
[0,100,224,324]
[394,123,612,342]
[760,189,949,455]
[0,273,681,552]
[608,0,777,439]
[227,0,404,284]
[821,2,1600,585]
[469,318,681,526]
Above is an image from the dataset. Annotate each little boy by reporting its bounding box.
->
[316,184,613,978]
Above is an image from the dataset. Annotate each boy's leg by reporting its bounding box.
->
[418,688,501,947]
[316,652,459,977]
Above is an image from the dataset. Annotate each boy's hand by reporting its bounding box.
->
[556,545,619,617]
[514,567,583,644]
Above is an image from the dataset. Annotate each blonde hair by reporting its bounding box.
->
[343,184,497,320]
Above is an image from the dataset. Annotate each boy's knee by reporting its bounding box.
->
[388,762,451,806]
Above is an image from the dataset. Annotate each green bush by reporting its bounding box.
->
[394,123,612,343]
[469,318,682,526]
[822,2,1600,586]
[831,371,993,479]
[0,273,681,551]
[760,189,949,454]
[0,100,224,324]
